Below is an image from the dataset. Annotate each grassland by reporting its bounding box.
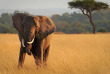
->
[0,34,110,74]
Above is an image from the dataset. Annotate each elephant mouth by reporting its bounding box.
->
[22,38,35,47]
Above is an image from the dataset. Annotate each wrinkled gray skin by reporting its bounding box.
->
[12,13,56,68]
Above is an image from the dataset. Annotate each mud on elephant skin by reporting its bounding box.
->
[12,13,56,68]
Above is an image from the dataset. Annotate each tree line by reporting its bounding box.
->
[0,10,110,34]
[51,9,110,34]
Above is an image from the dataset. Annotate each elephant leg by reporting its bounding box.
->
[43,45,50,66]
[31,47,42,67]
[31,40,44,67]
[41,45,43,64]
[18,47,26,68]
[36,48,43,66]
[32,53,40,67]
[37,40,44,65]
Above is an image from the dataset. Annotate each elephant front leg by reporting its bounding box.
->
[18,47,26,68]
[34,40,44,67]
[32,53,40,66]
[41,46,43,64]
[43,45,50,66]
[32,53,41,70]
[37,40,44,65]
[32,50,43,68]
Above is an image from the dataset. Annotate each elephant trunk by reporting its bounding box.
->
[22,38,35,55]
[25,45,32,55]
[26,38,35,55]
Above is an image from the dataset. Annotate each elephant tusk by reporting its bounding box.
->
[27,38,34,44]
[22,39,25,47]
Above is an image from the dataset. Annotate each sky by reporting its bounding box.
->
[0,0,110,9]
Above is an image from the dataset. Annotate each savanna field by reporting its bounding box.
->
[0,34,110,74]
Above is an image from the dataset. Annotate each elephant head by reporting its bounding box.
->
[12,13,56,55]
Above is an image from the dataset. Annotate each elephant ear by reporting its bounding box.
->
[12,13,27,34]
[34,16,56,38]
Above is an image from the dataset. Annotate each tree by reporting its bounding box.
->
[68,0,109,34]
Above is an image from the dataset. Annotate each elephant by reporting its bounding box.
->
[12,13,56,68]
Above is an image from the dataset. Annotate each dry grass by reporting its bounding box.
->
[0,34,110,74]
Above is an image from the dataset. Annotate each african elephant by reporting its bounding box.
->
[12,13,56,68]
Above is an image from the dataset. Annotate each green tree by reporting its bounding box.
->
[0,23,15,33]
[0,13,12,25]
[68,0,109,34]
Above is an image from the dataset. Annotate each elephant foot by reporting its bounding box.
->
[17,65,23,69]
[43,63,47,69]
[35,64,42,70]
[35,61,41,67]
[18,62,24,69]
[36,67,39,70]
[34,58,48,69]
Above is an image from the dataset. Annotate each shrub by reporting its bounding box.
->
[98,28,107,32]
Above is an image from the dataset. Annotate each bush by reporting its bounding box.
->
[98,28,107,32]
[0,24,15,33]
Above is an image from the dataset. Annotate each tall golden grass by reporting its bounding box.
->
[0,34,110,74]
